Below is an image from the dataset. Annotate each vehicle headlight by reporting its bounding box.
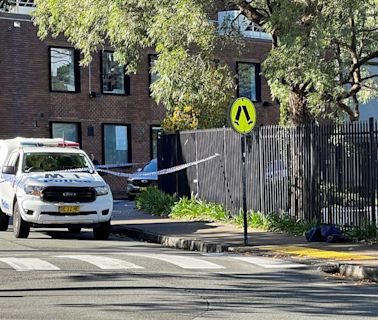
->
[24,185,44,197]
[94,185,109,196]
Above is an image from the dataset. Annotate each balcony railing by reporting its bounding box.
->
[0,0,35,15]
[217,10,272,41]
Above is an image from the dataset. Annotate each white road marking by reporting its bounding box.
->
[56,255,144,270]
[123,253,225,269]
[231,256,306,269]
[0,258,60,271]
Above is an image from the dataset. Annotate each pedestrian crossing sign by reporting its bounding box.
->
[228,97,256,134]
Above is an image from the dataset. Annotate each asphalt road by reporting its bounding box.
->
[0,202,377,320]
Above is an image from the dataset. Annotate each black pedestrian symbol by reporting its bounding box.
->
[234,105,254,126]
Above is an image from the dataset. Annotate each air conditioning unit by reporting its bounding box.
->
[217,10,271,40]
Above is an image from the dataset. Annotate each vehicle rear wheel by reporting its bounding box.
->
[13,201,30,238]
[68,227,81,233]
[93,220,111,240]
[0,209,9,231]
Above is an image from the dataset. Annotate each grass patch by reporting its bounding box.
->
[232,211,319,236]
[135,187,176,217]
[169,194,230,222]
[134,188,376,241]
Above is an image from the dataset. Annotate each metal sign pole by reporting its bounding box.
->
[241,134,248,246]
[228,97,256,247]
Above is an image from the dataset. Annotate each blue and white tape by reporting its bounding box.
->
[0,153,220,188]
[96,153,220,178]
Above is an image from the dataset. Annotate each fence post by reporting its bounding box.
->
[195,131,199,197]
[369,118,376,225]
[175,130,179,197]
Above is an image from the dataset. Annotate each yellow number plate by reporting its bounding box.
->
[59,206,80,213]
[140,187,147,192]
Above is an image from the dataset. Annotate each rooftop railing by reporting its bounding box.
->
[0,0,35,15]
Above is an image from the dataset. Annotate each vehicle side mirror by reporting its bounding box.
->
[137,168,142,172]
[2,166,16,175]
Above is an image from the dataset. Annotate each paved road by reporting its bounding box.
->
[0,204,377,320]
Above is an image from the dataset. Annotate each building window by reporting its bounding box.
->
[51,122,81,144]
[49,47,80,92]
[149,54,159,88]
[101,51,130,95]
[150,125,162,159]
[237,62,261,102]
[103,124,131,165]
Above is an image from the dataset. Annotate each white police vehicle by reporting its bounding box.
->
[0,138,113,239]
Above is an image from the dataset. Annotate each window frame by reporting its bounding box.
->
[50,121,82,146]
[150,125,162,160]
[100,51,130,96]
[101,123,132,165]
[236,61,261,102]
[48,46,81,93]
[148,54,159,94]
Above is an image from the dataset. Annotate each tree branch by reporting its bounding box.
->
[336,101,359,121]
[361,74,378,82]
[350,50,378,74]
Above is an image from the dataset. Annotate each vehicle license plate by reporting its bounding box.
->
[140,187,147,192]
[59,206,80,213]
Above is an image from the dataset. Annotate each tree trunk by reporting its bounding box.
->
[288,89,316,222]
[288,90,312,126]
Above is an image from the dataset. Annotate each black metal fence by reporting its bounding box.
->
[158,119,378,228]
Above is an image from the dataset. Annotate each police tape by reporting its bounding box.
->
[0,153,220,188]
[96,153,220,178]
[95,162,144,169]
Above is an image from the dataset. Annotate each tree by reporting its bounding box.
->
[228,0,378,124]
[33,0,234,130]
[33,0,378,126]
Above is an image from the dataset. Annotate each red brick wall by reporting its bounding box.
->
[0,13,279,196]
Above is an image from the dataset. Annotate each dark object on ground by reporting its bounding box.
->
[305,225,349,243]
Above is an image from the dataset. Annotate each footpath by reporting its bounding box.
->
[112,201,378,282]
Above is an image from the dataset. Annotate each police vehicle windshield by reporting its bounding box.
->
[22,152,93,173]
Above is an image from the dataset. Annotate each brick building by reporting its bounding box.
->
[0,3,279,195]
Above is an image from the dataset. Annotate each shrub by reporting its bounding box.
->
[346,222,377,242]
[232,211,319,236]
[135,187,176,217]
[169,194,230,222]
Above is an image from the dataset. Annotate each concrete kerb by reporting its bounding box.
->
[112,225,378,282]
[112,226,229,253]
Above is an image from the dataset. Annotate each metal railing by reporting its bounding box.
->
[0,1,35,14]
[158,120,378,229]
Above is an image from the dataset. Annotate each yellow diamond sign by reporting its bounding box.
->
[229,97,256,134]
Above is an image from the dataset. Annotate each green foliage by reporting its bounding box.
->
[346,222,377,242]
[33,0,234,130]
[33,0,378,125]
[232,211,319,236]
[162,105,199,133]
[134,188,376,241]
[264,213,320,236]
[135,187,176,217]
[169,194,230,222]
[261,0,378,123]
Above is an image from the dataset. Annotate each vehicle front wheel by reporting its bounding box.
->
[0,209,9,231]
[93,220,111,240]
[13,202,30,238]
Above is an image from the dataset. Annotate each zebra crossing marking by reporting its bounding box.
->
[55,255,144,270]
[0,258,60,271]
[0,253,308,272]
[231,256,306,269]
[123,253,225,269]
